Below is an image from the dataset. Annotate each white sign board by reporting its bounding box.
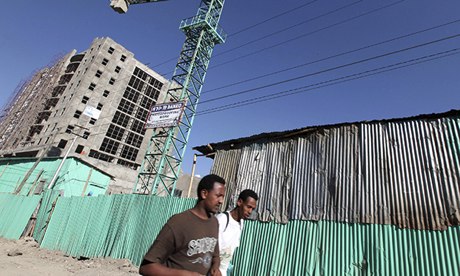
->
[83,105,101,119]
[145,102,185,128]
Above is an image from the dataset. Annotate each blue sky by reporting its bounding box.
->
[1,0,459,177]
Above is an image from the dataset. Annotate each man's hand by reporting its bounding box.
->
[209,267,222,276]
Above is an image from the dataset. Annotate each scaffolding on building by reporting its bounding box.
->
[0,53,70,154]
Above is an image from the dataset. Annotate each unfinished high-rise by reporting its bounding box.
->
[0,37,172,193]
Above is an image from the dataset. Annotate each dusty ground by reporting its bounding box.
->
[0,237,139,275]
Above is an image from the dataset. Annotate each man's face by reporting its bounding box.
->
[202,182,225,214]
[237,196,257,220]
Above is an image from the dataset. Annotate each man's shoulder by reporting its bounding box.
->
[173,209,191,218]
[167,210,192,224]
[215,211,228,223]
[169,209,218,225]
[215,212,227,219]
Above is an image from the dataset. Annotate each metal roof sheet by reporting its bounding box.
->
[194,109,460,156]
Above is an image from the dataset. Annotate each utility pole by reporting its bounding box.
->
[187,153,198,198]
[15,129,60,194]
[47,125,88,190]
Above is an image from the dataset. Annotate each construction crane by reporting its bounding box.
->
[110,0,226,195]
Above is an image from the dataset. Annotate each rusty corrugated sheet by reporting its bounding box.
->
[238,142,293,222]
[211,149,241,210]
[210,116,460,230]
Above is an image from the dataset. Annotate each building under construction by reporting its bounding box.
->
[0,37,173,193]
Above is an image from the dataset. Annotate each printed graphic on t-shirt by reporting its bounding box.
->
[220,247,232,266]
[187,237,217,269]
[190,252,213,267]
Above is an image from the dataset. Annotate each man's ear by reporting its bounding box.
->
[200,189,209,200]
[237,198,243,207]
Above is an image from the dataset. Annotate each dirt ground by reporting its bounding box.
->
[0,237,139,275]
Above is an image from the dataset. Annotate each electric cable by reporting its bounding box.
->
[70,1,406,101]
[199,33,460,104]
[28,31,460,147]
[213,0,363,58]
[208,0,406,71]
[197,48,460,115]
[228,0,320,38]
[203,18,460,94]
[151,0,322,68]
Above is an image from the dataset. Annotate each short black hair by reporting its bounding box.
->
[196,174,226,201]
[238,189,258,202]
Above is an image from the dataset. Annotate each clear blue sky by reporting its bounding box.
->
[1,0,459,177]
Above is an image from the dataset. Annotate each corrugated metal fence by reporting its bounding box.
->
[33,189,60,243]
[212,117,460,230]
[1,192,459,275]
[40,194,196,266]
[0,193,41,239]
[233,220,460,276]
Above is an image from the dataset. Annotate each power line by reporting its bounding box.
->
[197,48,460,115]
[228,0,320,38]
[59,30,460,134]
[208,0,406,70]
[203,18,460,94]
[150,56,177,69]
[151,0,322,68]
[214,0,363,58]
[199,33,460,104]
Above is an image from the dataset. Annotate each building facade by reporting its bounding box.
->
[0,37,171,193]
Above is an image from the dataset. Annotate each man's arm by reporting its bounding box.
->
[209,264,222,276]
[209,235,221,276]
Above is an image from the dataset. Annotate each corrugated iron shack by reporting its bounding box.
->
[194,110,460,230]
[194,109,460,274]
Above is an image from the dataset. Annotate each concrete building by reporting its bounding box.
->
[0,37,172,193]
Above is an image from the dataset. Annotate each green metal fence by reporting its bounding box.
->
[40,194,196,265]
[37,194,460,275]
[33,189,61,243]
[0,193,41,239]
[233,220,460,276]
